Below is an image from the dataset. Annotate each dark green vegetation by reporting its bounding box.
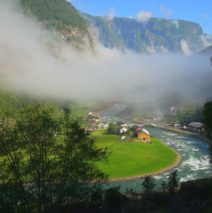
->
[93,131,179,179]
[0,91,211,212]
[165,105,204,125]
[85,15,210,53]
[204,101,212,161]
[102,177,212,213]
[204,101,212,133]
[0,92,107,212]
[19,0,93,49]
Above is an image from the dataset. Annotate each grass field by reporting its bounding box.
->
[93,131,179,179]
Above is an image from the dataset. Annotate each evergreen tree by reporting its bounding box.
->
[168,170,179,193]
[142,176,156,195]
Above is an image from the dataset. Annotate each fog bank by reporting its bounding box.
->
[0,0,211,106]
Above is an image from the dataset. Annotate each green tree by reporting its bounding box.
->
[168,170,179,193]
[203,101,212,162]
[55,113,107,205]
[107,123,118,134]
[0,118,30,213]
[0,103,107,212]
[161,180,167,193]
[204,101,212,138]
[105,187,127,213]
[17,104,60,212]
[142,176,156,195]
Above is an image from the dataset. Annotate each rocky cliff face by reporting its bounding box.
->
[19,0,93,50]
[86,14,212,53]
[18,0,212,54]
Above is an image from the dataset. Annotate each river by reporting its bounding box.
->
[104,127,212,192]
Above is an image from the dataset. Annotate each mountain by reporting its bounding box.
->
[200,45,212,56]
[19,0,93,49]
[85,14,212,53]
[18,0,212,54]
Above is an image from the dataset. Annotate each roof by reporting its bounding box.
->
[142,128,150,136]
[188,122,204,128]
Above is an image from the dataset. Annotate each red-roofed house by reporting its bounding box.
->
[137,128,151,143]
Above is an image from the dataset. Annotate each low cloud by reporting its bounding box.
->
[137,11,152,23]
[172,20,180,29]
[200,35,212,48]
[180,39,192,55]
[0,0,211,107]
[106,8,115,21]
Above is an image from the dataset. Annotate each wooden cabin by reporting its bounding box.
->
[137,128,151,143]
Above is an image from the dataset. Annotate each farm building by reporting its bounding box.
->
[137,128,151,143]
[188,122,205,135]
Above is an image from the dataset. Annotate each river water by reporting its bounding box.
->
[104,127,212,192]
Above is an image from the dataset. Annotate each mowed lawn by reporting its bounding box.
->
[92,131,178,179]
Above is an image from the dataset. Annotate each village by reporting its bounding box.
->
[86,111,152,143]
[85,105,207,144]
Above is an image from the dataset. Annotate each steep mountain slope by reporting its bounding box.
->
[86,15,211,53]
[19,0,93,49]
[200,45,212,55]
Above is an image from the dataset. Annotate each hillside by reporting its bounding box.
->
[18,0,212,53]
[19,0,93,49]
[200,45,212,55]
[86,15,212,53]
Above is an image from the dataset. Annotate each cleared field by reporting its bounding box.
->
[93,131,179,179]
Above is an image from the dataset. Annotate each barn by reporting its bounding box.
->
[137,128,151,143]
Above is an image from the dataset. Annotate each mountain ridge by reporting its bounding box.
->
[19,0,93,50]
[18,0,212,53]
[85,14,212,53]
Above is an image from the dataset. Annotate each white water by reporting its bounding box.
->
[105,128,212,192]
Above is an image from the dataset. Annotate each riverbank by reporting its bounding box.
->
[151,125,210,143]
[94,131,182,182]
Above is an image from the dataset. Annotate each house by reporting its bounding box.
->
[188,122,205,135]
[120,127,128,134]
[174,121,181,128]
[137,128,151,143]
[86,112,100,130]
[97,122,109,129]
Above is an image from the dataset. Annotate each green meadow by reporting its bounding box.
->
[93,131,179,179]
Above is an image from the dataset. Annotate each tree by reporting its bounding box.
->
[203,101,212,162]
[17,104,60,212]
[168,170,179,193]
[0,118,30,213]
[0,103,108,212]
[107,123,118,134]
[55,113,107,205]
[105,187,127,213]
[142,176,156,195]
[161,180,167,193]
[204,101,212,138]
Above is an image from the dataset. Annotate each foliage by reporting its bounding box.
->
[168,170,179,193]
[105,187,128,212]
[20,0,87,31]
[204,101,212,133]
[0,104,107,212]
[142,176,156,194]
[19,0,92,48]
[107,123,118,134]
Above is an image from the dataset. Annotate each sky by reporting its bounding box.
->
[70,0,212,34]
